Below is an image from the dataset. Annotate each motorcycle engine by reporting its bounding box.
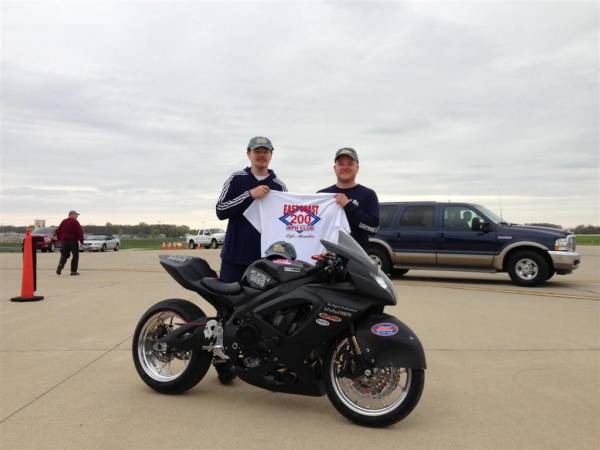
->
[233,322,269,368]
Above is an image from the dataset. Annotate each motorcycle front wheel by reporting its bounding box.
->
[324,338,424,427]
[132,299,211,394]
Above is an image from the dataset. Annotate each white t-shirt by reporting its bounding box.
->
[244,191,351,262]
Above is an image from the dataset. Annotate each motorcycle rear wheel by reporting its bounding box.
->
[324,338,424,427]
[132,299,211,394]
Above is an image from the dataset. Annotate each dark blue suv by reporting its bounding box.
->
[367,202,581,286]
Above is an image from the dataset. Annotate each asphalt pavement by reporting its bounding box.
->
[0,247,598,450]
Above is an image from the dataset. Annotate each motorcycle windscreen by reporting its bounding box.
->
[320,230,378,275]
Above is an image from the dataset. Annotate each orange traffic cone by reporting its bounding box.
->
[11,228,44,302]
[173,242,177,251]
[167,242,172,250]
[161,242,166,250]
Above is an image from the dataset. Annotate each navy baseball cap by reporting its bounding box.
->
[248,136,274,151]
[68,210,80,216]
[335,147,358,162]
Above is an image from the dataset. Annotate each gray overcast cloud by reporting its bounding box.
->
[1,1,598,228]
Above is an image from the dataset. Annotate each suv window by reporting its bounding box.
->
[443,206,485,231]
[198,229,204,235]
[399,206,435,228]
[379,204,398,229]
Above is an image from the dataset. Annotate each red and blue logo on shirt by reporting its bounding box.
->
[279,204,321,233]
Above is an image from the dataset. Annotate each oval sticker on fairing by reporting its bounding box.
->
[371,323,399,336]
[315,318,330,327]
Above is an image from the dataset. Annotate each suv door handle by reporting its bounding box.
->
[396,232,402,238]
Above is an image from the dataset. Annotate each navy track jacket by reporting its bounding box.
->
[317,184,379,250]
[216,167,287,265]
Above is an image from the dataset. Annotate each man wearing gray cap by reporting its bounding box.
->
[318,148,379,251]
[55,210,84,276]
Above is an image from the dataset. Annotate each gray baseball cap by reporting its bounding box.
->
[248,136,274,151]
[335,147,359,162]
[68,210,80,216]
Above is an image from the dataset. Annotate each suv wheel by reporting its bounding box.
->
[507,250,549,287]
[210,239,218,249]
[368,247,392,275]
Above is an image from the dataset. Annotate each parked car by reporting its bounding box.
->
[367,202,581,286]
[27,227,59,252]
[82,234,120,252]
[185,228,225,249]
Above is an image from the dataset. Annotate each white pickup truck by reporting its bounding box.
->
[185,228,226,249]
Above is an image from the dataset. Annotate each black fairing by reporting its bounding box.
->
[355,313,427,369]
[158,255,222,308]
[321,232,396,305]
[223,281,373,396]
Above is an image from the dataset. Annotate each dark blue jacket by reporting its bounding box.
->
[317,184,379,250]
[216,167,287,265]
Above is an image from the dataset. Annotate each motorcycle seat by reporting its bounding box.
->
[201,277,242,295]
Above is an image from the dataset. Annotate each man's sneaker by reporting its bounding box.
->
[215,363,236,385]
[70,272,80,276]
[56,264,64,275]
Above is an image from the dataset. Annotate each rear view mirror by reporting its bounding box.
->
[471,218,481,231]
[481,221,492,233]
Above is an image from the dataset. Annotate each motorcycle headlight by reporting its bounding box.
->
[554,238,568,251]
[371,271,393,294]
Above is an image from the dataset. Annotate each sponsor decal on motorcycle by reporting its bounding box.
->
[371,322,399,336]
[247,269,271,288]
[324,303,357,318]
[167,255,190,262]
[319,312,342,322]
[315,318,330,327]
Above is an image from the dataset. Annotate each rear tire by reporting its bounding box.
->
[210,239,218,249]
[324,338,425,427]
[48,243,55,253]
[132,299,211,394]
[368,247,392,275]
[101,244,107,252]
[188,240,196,249]
[114,243,119,251]
[507,250,549,287]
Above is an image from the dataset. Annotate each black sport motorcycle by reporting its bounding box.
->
[132,231,426,427]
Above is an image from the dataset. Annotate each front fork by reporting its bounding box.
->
[338,324,374,378]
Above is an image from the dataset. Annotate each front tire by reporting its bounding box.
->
[114,243,119,251]
[368,247,392,275]
[324,338,424,427]
[132,299,211,394]
[101,244,107,252]
[48,243,55,253]
[507,250,549,287]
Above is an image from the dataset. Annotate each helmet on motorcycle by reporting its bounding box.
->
[264,241,297,260]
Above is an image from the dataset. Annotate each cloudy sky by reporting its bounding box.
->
[1,1,598,229]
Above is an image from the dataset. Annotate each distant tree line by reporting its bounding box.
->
[2,222,599,236]
[0,223,198,238]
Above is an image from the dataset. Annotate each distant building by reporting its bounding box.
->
[34,219,45,228]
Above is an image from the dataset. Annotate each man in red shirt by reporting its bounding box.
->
[55,210,84,276]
